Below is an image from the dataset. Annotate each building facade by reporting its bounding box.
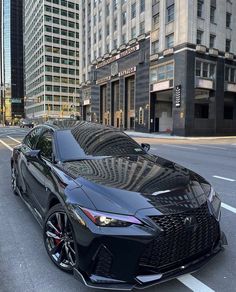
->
[0,0,24,124]
[24,0,80,120]
[79,0,236,136]
[149,0,236,136]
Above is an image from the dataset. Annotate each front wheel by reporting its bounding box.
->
[43,203,77,272]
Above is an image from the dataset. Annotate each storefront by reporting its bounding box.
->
[80,36,150,132]
[150,61,174,133]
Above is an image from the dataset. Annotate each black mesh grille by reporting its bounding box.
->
[139,203,220,272]
[93,246,113,277]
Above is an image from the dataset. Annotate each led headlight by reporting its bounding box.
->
[208,187,221,220]
[80,207,142,227]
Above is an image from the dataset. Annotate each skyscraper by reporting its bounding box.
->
[24,0,80,120]
[0,0,24,124]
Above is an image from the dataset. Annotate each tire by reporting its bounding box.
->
[11,166,19,196]
[43,203,77,273]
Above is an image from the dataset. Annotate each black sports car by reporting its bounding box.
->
[11,121,227,290]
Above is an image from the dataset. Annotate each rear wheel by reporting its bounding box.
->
[43,203,77,272]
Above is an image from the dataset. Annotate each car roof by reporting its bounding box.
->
[42,120,119,132]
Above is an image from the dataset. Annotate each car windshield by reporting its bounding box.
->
[56,127,145,162]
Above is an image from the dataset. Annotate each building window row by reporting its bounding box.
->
[198,0,232,28]
[195,60,216,79]
[225,66,236,83]
[44,15,79,29]
[45,65,79,75]
[45,35,79,48]
[45,0,79,10]
[150,62,174,83]
[45,25,79,38]
[44,5,79,19]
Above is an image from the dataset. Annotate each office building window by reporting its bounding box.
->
[122,11,126,25]
[209,34,215,48]
[113,0,118,9]
[131,3,136,18]
[226,39,231,52]
[166,33,174,48]
[98,29,102,41]
[197,30,203,45]
[197,0,204,18]
[225,66,236,83]
[210,5,216,23]
[140,0,145,13]
[167,4,175,23]
[226,12,231,28]
[151,40,159,54]
[195,60,216,79]
[114,18,117,31]
[106,4,109,16]
[150,62,174,83]
[122,33,126,44]
[140,21,145,34]
[131,27,136,39]
[152,13,159,29]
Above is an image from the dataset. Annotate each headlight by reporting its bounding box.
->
[208,187,221,220]
[80,207,142,227]
[208,187,216,202]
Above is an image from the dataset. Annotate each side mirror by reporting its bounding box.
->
[25,149,41,162]
[141,143,150,152]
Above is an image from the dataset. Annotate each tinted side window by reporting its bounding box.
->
[36,131,53,161]
[24,127,42,149]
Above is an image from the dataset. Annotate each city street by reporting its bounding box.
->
[0,127,236,292]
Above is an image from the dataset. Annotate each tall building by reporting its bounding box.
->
[79,0,236,136]
[24,0,80,120]
[79,0,152,128]
[11,0,24,119]
[0,0,24,124]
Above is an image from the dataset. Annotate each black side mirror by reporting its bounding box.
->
[25,149,41,162]
[141,143,150,152]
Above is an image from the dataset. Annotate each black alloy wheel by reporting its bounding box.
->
[11,167,18,195]
[44,203,77,272]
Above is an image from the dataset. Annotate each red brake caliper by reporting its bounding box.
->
[54,224,62,246]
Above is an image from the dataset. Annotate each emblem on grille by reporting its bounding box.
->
[184,216,197,231]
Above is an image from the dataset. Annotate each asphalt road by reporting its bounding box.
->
[0,126,235,292]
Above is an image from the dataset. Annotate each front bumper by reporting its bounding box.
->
[73,231,226,290]
[70,198,227,290]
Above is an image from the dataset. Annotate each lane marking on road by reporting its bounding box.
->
[222,203,236,214]
[213,175,235,182]
[165,144,198,150]
[198,144,226,150]
[0,139,13,151]
[7,136,21,144]
[177,274,215,292]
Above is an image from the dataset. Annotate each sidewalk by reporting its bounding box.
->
[125,131,236,140]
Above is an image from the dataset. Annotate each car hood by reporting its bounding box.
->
[61,155,210,215]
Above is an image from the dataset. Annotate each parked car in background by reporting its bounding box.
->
[19,119,34,128]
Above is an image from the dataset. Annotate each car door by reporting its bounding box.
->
[27,129,55,216]
[19,127,42,203]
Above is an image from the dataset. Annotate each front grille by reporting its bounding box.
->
[93,246,113,277]
[139,203,220,272]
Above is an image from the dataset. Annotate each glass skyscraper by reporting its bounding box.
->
[24,0,80,120]
[0,0,24,124]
